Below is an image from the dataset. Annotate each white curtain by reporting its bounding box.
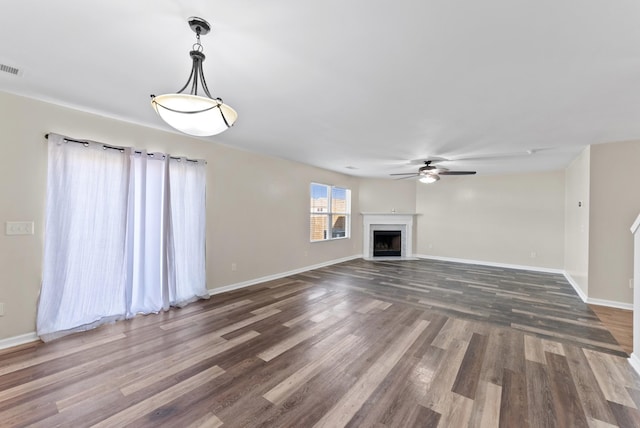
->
[37,134,208,341]
[167,157,207,305]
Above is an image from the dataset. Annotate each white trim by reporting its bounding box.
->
[0,332,39,351]
[360,212,419,215]
[563,272,588,303]
[631,213,640,234]
[208,255,362,296]
[415,254,564,274]
[630,353,640,376]
[586,297,633,311]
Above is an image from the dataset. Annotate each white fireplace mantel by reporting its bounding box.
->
[361,213,419,260]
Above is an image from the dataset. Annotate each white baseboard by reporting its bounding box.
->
[563,273,634,310]
[415,254,564,275]
[563,272,588,303]
[586,297,633,311]
[630,353,640,376]
[208,254,362,296]
[0,332,39,351]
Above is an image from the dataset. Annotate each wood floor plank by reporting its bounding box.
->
[512,323,626,356]
[0,258,636,427]
[546,352,590,427]
[312,319,429,427]
[159,299,253,331]
[214,308,281,337]
[524,334,547,364]
[470,381,502,428]
[0,332,127,377]
[263,333,361,405]
[479,329,523,387]
[438,392,474,427]
[346,354,423,427]
[92,365,225,427]
[257,314,343,362]
[583,349,637,408]
[499,368,529,428]
[185,412,224,428]
[421,338,470,414]
[430,317,474,350]
[409,405,441,428]
[608,401,640,427]
[587,417,622,428]
[564,345,618,425]
[56,381,123,413]
[452,332,488,399]
[121,331,257,396]
[0,333,186,405]
[525,360,556,428]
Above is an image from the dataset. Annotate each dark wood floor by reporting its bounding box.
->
[1,258,639,427]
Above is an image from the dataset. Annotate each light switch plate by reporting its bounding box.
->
[5,221,34,235]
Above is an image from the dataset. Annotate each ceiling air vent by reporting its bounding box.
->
[0,63,21,76]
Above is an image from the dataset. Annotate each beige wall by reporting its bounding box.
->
[415,171,566,269]
[564,147,590,296]
[588,141,640,304]
[358,178,416,214]
[0,91,361,340]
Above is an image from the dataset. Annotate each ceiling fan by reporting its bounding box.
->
[390,149,543,183]
[390,160,476,183]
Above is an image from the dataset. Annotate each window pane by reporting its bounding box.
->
[311,183,329,213]
[332,215,347,238]
[331,187,348,214]
[310,214,329,241]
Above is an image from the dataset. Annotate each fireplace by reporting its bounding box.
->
[373,230,402,257]
[361,213,418,260]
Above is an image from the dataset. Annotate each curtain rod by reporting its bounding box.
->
[44,134,203,163]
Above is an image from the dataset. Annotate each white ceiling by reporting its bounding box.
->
[2,0,640,178]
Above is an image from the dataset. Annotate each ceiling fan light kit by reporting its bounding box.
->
[391,160,476,183]
[151,17,237,137]
[419,173,440,184]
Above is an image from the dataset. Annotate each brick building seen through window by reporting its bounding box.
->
[310,183,350,241]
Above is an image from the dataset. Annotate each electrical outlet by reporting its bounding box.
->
[231,263,237,271]
[0,302,4,316]
[5,221,34,235]
[530,251,537,258]
[630,278,634,289]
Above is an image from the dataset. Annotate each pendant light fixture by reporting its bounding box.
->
[151,17,237,137]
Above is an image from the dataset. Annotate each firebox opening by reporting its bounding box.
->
[373,230,402,257]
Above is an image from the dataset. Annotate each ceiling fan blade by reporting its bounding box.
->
[394,175,419,180]
[390,173,419,176]
[408,149,541,166]
[446,150,538,162]
[439,171,476,175]
[408,157,449,165]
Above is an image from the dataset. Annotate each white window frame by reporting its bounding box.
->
[310,182,351,242]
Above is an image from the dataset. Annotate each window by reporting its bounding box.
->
[310,183,351,241]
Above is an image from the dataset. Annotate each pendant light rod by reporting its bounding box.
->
[175,17,213,98]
